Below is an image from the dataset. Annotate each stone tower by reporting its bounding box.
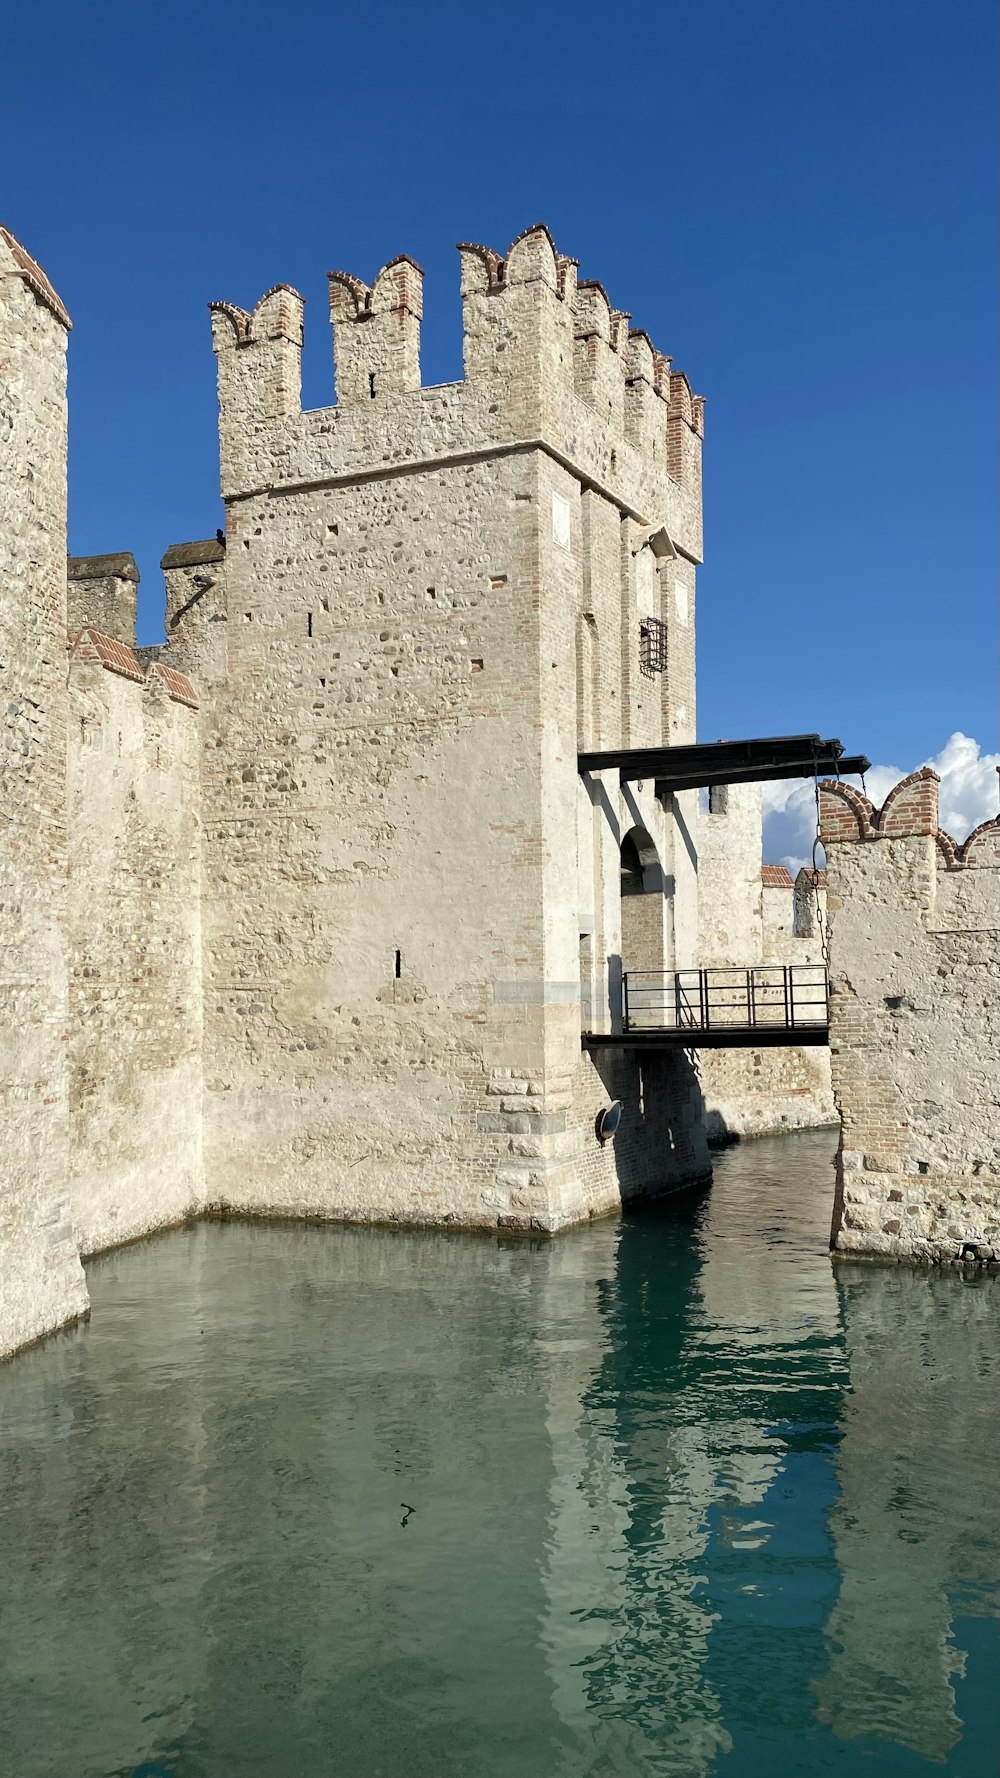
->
[0,227,88,1350]
[198,225,710,1230]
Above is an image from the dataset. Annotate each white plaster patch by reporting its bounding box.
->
[636,551,655,617]
[551,492,571,551]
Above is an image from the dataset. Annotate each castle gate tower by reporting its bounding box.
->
[199,226,709,1230]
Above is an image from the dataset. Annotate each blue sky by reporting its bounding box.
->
[4,0,996,811]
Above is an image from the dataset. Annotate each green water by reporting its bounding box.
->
[0,1131,997,1778]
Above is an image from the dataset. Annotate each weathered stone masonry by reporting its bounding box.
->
[199,225,710,1236]
[1,221,718,1358]
[820,769,1000,1263]
[2,227,204,1361]
[0,227,89,1358]
[7,216,992,1362]
[66,626,202,1259]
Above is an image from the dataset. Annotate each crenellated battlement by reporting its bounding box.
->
[209,285,305,485]
[208,282,304,347]
[456,222,580,305]
[208,224,705,552]
[328,255,423,404]
[819,768,1000,868]
[573,280,632,347]
[571,279,631,431]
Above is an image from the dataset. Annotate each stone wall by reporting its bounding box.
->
[68,552,139,643]
[697,783,764,965]
[696,782,835,1141]
[195,224,711,1232]
[66,631,203,1256]
[696,1040,834,1146]
[0,228,89,1359]
[820,769,1000,1264]
[160,538,229,685]
[1,226,206,1359]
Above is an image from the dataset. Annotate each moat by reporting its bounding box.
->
[0,1130,996,1778]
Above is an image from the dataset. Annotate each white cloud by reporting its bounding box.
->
[762,733,1000,873]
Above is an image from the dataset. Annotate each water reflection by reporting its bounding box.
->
[0,1132,995,1778]
[542,1135,849,1776]
[815,1263,1000,1764]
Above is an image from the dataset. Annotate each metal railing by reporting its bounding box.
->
[622,965,828,1034]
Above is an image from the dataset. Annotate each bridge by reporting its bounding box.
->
[582,965,829,1050]
[578,733,870,795]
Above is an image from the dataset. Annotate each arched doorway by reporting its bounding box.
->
[620,826,666,980]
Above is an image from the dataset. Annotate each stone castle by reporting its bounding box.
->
[2,220,996,1360]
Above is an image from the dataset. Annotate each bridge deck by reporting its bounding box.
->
[582,965,829,1050]
[582,1024,829,1051]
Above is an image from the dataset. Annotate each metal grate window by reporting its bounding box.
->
[639,617,668,677]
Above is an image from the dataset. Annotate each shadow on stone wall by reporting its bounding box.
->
[704,1110,741,1148]
[586,1046,712,1204]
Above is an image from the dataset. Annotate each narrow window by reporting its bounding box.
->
[394,949,402,979]
[368,371,377,398]
[307,612,313,637]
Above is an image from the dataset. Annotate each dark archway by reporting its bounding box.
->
[619,826,666,980]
